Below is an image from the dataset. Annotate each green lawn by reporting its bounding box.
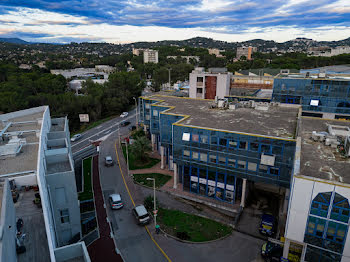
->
[122,145,160,170]
[133,173,171,188]
[78,157,93,201]
[157,208,232,242]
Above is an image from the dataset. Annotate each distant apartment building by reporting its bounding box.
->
[0,106,90,262]
[132,48,142,56]
[143,49,159,64]
[236,46,257,60]
[208,48,224,57]
[309,46,350,57]
[189,68,232,99]
[166,56,200,64]
[272,72,350,117]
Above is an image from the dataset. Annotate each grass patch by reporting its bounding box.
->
[78,157,93,201]
[133,173,171,188]
[157,208,232,242]
[122,145,160,170]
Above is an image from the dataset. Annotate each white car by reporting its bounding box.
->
[70,134,82,142]
[109,194,123,209]
[120,112,128,118]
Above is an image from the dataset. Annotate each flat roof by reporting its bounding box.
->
[300,117,350,184]
[147,95,299,139]
[276,73,350,81]
[0,108,45,175]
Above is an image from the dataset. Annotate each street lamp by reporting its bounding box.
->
[133,97,138,128]
[146,177,157,229]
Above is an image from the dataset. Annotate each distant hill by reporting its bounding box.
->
[0,38,30,44]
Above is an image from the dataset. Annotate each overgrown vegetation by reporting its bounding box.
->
[157,208,233,242]
[122,144,160,170]
[78,157,93,201]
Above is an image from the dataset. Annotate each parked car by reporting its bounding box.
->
[259,213,276,236]
[120,121,131,127]
[261,241,283,261]
[120,112,128,118]
[105,156,114,167]
[109,194,123,209]
[132,205,151,225]
[70,134,82,142]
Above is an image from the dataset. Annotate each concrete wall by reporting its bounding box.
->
[0,106,47,122]
[54,242,91,262]
[216,74,231,99]
[46,171,81,246]
[9,173,37,188]
[0,179,17,262]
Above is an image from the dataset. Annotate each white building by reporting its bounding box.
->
[284,118,350,262]
[0,106,90,262]
[189,68,232,99]
[143,49,159,64]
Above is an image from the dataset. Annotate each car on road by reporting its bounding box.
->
[120,112,128,118]
[132,205,150,225]
[259,213,276,236]
[105,156,114,167]
[109,194,123,209]
[70,134,82,142]
[261,241,283,261]
[120,121,131,127]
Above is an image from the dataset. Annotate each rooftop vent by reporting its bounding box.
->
[328,125,350,138]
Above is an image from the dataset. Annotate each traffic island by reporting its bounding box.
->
[156,207,233,243]
[133,173,171,188]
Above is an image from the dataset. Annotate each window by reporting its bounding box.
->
[237,160,246,169]
[219,138,227,147]
[197,88,203,94]
[229,140,238,148]
[192,151,199,159]
[183,150,190,157]
[197,77,203,83]
[259,164,268,173]
[209,154,217,164]
[192,134,199,142]
[200,135,208,144]
[211,136,217,145]
[269,167,279,176]
[250,142,259,151]
[228,158,236,167]
[331,193,350,223]
[272,146,282,155]
[145,115,150,120]
[60,209,70,224]
[200,153,207,162]
[239,141,247,149]
[152,110,158,117]
[182,132,190,141]
[311,192,331,218]
[260,144,271,154]
[218,156,226,165]
[247,162,257,171]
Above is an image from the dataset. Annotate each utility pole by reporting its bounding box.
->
[146,178,157,230]
[167,68,172,89]
[126,140,129,175]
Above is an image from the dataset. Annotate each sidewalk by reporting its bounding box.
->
[87,156,123,262]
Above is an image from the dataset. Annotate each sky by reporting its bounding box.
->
[0,0,349,44]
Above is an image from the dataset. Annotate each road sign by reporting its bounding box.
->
[153,210,158,215]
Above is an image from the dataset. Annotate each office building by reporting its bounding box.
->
[189,68,232,99]
[0,106,90,262]
[284,118,350,262]
[143,49,159,64]
[139,95,300,212]
[272,73,350,117]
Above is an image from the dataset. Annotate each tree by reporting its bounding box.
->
[130,136,151,162]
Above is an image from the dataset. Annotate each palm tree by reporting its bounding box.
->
[130,136,151,162]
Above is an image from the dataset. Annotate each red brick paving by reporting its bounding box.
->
[87,156,123,262]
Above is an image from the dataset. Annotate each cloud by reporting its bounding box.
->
[0,0,349,43]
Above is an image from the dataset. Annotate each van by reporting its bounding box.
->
[132,205,150,225]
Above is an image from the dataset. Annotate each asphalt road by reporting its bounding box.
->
[98,132,167,262]
[71,108,137,154]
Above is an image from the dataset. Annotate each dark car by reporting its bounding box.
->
[259,213,276,236]
[120,121,131,127]
[261,241,283,261]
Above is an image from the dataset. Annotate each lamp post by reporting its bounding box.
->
[133,97,138,128]
[146,177,157,229]
[125,139,129,175]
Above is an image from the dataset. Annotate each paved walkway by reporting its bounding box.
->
[87,156,123,262]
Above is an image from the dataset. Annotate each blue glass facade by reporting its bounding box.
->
[139,96,297,204]
[272,78,350,114]
[304,192,350,262]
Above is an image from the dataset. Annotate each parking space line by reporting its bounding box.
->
[114,141,172,262]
